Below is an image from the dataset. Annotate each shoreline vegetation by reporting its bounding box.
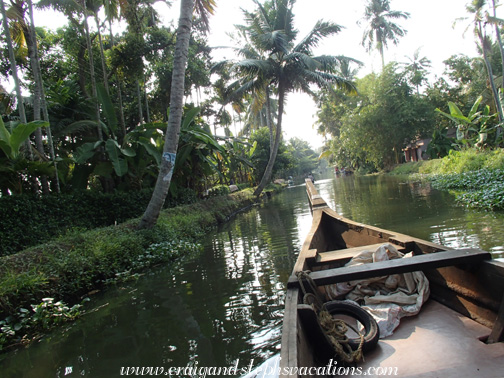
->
[389,148,504,211]
[0,185,283,352]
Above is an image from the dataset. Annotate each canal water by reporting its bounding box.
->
[2,175,504,377]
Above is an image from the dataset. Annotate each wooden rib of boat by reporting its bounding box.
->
[279,179,504,377]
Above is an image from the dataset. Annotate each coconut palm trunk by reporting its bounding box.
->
[254,83,285,196]
[94,13,110,94]
[82,0,103,142]
[491,0,504,142]
[27,0,60,193]
[265,86,274,152]
[138,0,195,229]
[476,22,504,125]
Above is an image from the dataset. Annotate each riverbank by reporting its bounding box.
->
[389,149,504,210]
[0,185,282,351]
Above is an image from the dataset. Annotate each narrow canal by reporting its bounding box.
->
[2,175,504,377]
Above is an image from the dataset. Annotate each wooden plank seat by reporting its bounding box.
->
[316,243,407,264]
[288,248,491,288]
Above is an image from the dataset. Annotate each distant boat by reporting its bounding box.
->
[279,179,504,377]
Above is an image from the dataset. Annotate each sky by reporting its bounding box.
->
[33,0,480,149]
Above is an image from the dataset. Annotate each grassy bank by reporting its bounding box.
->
[0,186,280,351]
[389,149,504,210]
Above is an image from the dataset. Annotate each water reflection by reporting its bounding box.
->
[318,175,504,258]
[2,176,503,377]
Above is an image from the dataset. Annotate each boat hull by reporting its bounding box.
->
[279,180,504,377]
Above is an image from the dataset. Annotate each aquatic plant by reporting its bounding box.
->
[0,298,87,351]
[430,169,504,210]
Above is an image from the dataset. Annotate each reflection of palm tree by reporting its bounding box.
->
[361,0,410,68]
[230,0,358,197]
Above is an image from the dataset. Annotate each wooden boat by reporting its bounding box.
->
[279,179,504,377]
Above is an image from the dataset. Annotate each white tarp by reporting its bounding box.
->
[324,243,430,338]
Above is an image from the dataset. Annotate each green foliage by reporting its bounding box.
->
[0,189,198,256]
[396,148,504,211]
[171,106,228,195]
[388,161,425,175]
[0,119,48,159]
[0,298,86,350]
[249,127,290,182]
[430,169,504,210]
[416,159,444,174]
[282,138,320,178]
[426,127,454,159]
[435,95,497,148]
[207,185,230,197]
[318,64,435,171]
[423,149,497,174]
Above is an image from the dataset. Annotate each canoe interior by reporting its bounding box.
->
[279,180,504,377]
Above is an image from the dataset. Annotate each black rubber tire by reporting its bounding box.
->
[322,300,380,353]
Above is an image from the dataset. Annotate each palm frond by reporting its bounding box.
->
[285,52,320,71]
[293,20,343,54]
[193,0,216,32]
[315,55,363,73]
[258,29,290,54]
[302,69,358,95]
[232,59,274,77]
[56,120,99,137]
[210,59,233,74]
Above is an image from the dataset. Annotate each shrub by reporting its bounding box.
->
[0,189,198,257]
[0,298,86,350]
[418,159,444,174]
[427,149,502,174]
[483,149,504,170]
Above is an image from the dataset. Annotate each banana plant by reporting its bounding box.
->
[0,117,52,194]
[0,118,48,159]
[171,106,230,195]
[435,96,497,147]
[71,84,167,180]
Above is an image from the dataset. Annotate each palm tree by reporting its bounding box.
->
[476,0,504,142]
[466,0,503,128]
[361,0,410,68]
[228,0,358,197]
[0,0,28,126]
[402,48,431,94]
[2,0,58,193]
[138,0,216,229]
[27,0,60,192]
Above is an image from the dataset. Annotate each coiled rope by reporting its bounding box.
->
[296,271,364,363]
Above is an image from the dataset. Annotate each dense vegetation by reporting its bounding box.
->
[1,0,325,207]
[390,149,504,210]
[2,0,503,209]
[0,188,198,256]
[316,2,504,173]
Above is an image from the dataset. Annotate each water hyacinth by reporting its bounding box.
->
[134,240,202,268]
[429,169,504,210]
[0,298,86,350]
[102,240,203,284]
